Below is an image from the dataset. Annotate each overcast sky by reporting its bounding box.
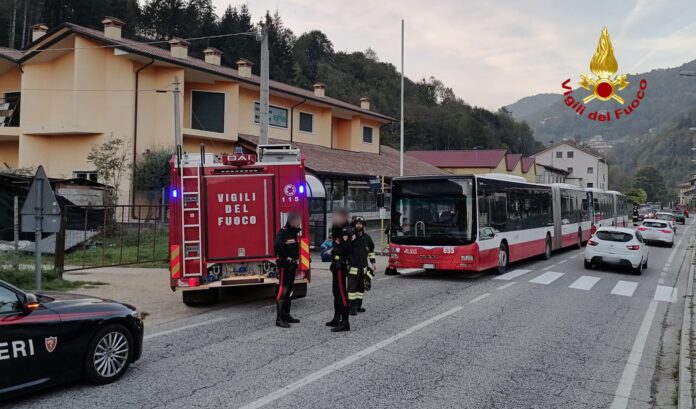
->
[210,0,696,110]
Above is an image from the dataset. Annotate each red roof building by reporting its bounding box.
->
[406,150,537,182]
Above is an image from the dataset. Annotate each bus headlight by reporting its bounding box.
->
[460,255,474,261]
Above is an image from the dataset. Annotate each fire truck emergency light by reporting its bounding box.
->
[298,184,305,195]
[171,188,178,198]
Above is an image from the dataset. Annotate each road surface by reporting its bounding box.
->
[8,222,695,409]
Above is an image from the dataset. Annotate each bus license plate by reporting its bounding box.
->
[423,263,435,270]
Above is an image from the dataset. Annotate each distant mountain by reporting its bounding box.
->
[504,93,560,121]
[504,59,696,144]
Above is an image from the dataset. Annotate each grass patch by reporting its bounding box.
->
[62,228,168,269]
[0,268,105,292]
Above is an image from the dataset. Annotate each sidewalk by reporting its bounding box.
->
[680,242,696,409]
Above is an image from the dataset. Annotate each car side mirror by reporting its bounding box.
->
[21,293,40,312]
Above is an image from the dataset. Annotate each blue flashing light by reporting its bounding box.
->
[298,184,305,195]
[171,188,178,199]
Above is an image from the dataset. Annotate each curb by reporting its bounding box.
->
[679,241,695,409]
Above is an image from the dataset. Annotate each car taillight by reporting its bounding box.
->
[637,226,648,231]
[588,239,598,246]
[626,245,640,250]
[660,229,673,233]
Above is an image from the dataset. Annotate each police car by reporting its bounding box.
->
[0,280,144,399]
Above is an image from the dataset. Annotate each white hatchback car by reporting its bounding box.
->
[655,212,677,232]
[638,219,675,247]
[584,227,648,275]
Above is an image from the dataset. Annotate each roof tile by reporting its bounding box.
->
[405,150,507,168]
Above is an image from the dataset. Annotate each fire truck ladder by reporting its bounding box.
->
[181,165,204,277]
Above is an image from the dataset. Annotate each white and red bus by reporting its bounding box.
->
[386,174,595,274]
[588,189,630,230]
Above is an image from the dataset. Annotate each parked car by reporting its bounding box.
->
[638,219,675,247]
[655,212,677,232]
[674,209,686,225]
[584,227,648,275]
[0,280,144,400]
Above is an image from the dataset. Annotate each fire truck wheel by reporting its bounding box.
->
[291,283,307,299]
[182,289,219,306]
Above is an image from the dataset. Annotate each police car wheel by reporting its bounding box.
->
[292,283,307,299]
[85,324,134,384]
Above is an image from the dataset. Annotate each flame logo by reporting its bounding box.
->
[579,27,629,104]
[589,28,618,79]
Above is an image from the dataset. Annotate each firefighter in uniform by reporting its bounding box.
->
[326,208,354,332]
[348,216,376,315]
[273,212,302,328]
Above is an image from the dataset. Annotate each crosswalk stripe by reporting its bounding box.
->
[611,281,638,297]
[493,269,532,281]
[529,271,564,285]
[654,286,677,303]
[568,276,601,291]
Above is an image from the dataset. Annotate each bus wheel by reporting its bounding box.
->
[182,289,219,306]
[576,230,582,249]
[543,235,552,260]
[496,243,508,275]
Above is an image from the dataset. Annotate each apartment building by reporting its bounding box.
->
[405,149,537,182]
[533,141,608,189]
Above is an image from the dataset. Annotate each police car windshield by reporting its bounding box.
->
[391,178,474,245]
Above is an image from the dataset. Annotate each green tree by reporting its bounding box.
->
[213,4,256,66]
[633,166,667,202]
[132,148,172,216]
[87,136,130,205]
[260,11,296,83]
[141,0,187,39]
[624,187,647,205]
[293,30,333,86]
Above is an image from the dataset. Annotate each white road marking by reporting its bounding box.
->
[660,272,667,277]
[238,306,464,409]
[610,301,659,409]
[495,282,517,291]
[568,276,601,291]
[658,278,665,284]
[611,281,639,297]
[542,263,558,271]
[493,269,532,281]
[145,316,229,340]
[557,259,568,264]
[529,271,564,285]
[654,286,677,303]
[469,293,491,304]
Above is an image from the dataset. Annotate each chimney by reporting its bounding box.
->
[169,38,189,59]
[203,47,222,66]
[32,23,48,42]
[313,83,326,98]
[360,97,370,110]
[236,58,253,78]
[101,16,124,40]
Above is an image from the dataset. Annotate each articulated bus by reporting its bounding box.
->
[387,174,628,274]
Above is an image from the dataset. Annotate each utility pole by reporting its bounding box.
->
[173,76,182,148]
[399,19,405,177]
[34,177,42,290]
[259,26,270,146]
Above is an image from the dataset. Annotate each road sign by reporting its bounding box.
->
[21,166,61,233]
[369,176,381,191]
[379,207,387,220]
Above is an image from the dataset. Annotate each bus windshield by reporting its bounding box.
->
[391,178,474,245]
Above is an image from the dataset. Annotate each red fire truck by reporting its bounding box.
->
[169,144,311,306]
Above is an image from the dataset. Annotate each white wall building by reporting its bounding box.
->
[533,141,608,189]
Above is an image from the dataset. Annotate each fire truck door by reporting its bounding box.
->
[204,174,275,260]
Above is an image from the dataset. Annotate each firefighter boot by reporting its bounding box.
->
[282,299,300,323]
[331,310,350,332]
[349,301,358,316]
[276,303,290,328]
[357,300,366,313]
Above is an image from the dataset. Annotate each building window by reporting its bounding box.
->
[587,182,593,188]
[362,126,373,144]
[73,171,98,182]
[191,91,225,133]
[587,167,594,174]
[299,112,313,133]
[567,167,573,174]
[567,151,574,158]
[555,151,562,158]
[0,92,20,127]
[254,102,288,128]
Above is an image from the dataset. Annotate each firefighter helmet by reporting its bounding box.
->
[351,215,367,227]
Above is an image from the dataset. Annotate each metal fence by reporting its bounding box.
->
[56,204,169,272]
